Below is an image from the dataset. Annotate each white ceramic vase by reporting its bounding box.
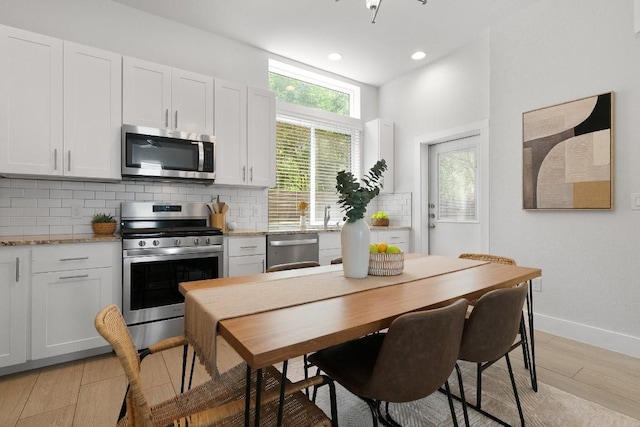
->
[299,215,306,230]
[341,218,370,278]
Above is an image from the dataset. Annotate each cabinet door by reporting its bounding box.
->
[0,25,63,175]
[172,69,213,134]
[247,87,276,187]
[364,119,394,193]
[122,57,171,129]
[214,79,247,185]
[31,267,112,359]
[228,254,265,277]
[0,249,28,368]
[64,42,121,179]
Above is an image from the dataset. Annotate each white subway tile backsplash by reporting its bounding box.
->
[0,176,265,237]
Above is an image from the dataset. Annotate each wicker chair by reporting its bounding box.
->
[95,304,335,427]
[458,253,534,390]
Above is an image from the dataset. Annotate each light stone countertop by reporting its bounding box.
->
[0,226,411,245]
[0,234,121,246]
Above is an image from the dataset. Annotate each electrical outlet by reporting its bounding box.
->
[71,205,82,219]
[532,278,542,292]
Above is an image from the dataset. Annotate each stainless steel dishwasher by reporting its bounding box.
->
[266,233,319,269]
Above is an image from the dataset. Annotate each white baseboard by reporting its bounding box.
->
[533,312,640,359]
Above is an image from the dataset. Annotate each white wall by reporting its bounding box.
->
[489,0,640,356]
[0,0,379,121]
[379,0,640,357]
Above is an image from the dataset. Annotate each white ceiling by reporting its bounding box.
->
[112,0,536,87]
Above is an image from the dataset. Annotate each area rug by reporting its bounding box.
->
[285,359,640,427]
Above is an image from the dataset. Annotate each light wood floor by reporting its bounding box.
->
[0,330,638,427]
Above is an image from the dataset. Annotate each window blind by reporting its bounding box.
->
[269,115,360,227]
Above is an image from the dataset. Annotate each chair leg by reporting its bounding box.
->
[454,363,470,427]
[363,399,380,427]
[519,316,530,370]
[444,379,460,427]
[379,402,402,427]
[505,354,526,426]
[476,362,482,408]
[180,344,188,393]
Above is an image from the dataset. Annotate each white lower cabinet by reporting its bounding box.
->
[31,243,115,360]
[371,229,411,253]
[319,233,341,266]
[227,236,266,277]
[0,248,30,368]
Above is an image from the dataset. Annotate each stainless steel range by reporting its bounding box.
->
[121,202,224,348]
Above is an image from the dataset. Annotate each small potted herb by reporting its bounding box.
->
[91,213,117,235]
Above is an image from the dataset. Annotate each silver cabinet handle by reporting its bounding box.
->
[59,274,89,280]
[54,149,58,170]
[165,109,169,128]
[15,257,20,282]
[262,259,265,273]
[60,257,90,261]
[242,166,246,181]
[175,110,178,129]
[269,238,318,247]
[68,150,71,172]
[250,166,253,182]
[240,245,258,249]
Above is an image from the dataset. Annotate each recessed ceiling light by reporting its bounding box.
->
[328,53,343,61]
[411,51,426,60]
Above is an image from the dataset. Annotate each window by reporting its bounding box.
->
[437,146,477,221]
[267,61,361,228]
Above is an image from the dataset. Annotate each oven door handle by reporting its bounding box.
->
[124,245,224,257]
[269,238,318,247]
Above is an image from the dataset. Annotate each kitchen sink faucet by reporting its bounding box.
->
[324,205,331,230]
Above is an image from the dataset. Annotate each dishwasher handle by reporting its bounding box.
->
[269,238,318,247]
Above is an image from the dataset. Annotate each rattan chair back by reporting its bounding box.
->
[266,261,321,272]
[459,253,516,265]
[94,304,152,426]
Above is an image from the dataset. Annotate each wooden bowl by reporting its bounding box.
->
[371,218,389,226]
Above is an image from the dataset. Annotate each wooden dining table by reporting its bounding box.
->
[180,254,541,426]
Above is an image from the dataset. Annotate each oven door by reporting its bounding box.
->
[122,247,223,325]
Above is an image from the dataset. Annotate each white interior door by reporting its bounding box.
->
[427,135,481,256]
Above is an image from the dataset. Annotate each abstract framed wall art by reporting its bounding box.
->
[522,92,613,210]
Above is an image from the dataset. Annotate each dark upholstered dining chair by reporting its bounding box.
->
[308,299,469,427]
[457,282,529,426]
[266,261,321,272]
[95,304,335,427]
[458,253,534,388]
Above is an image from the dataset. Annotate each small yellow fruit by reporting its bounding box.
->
[377,243,388,253]
[386,245,401,254]
[369,244,378,253]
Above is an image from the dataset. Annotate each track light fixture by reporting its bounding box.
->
[336,0,427,23]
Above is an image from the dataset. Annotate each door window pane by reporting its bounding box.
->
[438,147,477,221]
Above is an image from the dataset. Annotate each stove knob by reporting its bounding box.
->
[206,237,211,245]
[174,239,181,246]
[153,240,160,246]
[138,241,146,247]
[193,238,200,245]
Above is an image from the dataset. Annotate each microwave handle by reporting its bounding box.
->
[198,142,204,171]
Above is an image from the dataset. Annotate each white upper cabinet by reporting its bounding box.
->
[215,79,275,187]
[123,57,213,135]
[0,25,121,179]
[64,42,121,179]
[364,118,394,193]
[0,25,63,175]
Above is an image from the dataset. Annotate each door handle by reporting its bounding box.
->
[429,223,436,229]
[175,110,178,129]
[54,149,58,170]
[15,257,20,282]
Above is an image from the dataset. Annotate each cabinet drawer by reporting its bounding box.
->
[32,243,113,273]
[228,236,266,256]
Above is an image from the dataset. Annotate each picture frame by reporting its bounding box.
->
[522,92,614,210]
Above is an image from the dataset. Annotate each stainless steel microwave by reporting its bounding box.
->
[121,125,215,182]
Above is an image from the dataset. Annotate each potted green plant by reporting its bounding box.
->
[91,213,117,235]
[336,159,387,278]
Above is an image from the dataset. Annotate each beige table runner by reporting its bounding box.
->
[185,255,486,376]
